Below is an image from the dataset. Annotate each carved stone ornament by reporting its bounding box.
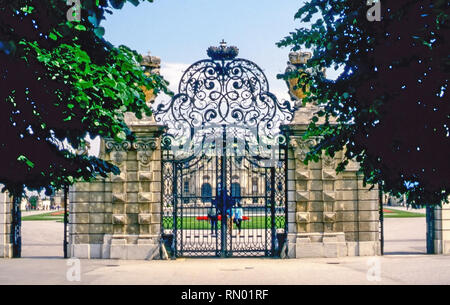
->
[291,138,316,162]
[296,212,310,223]
[112,152,126,164]
[284,51,313,102]
[322,154,335,168]
[112,214,126,225]
[105,140,132,152]
[288,51,312,66]
[132,139,157,151]
[323,212,336,223]
[133,138,157,165]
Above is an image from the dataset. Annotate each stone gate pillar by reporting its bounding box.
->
[284,113,380,258]
[69,123,165,259]
[0,189,12,258]
[283,52,380,258]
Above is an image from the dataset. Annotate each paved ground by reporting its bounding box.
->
[19,213,427,258]
[22,221,64,258]
[1,215,445,285]
[0,255,449,285]
[383,217,426,255]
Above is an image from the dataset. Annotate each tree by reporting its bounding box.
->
[28,195,38,210]
[0,0,170,197]
[277,0,449,206]
[0,0,170,257]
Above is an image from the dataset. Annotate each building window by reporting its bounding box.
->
[252,178,258,193]
[183,181,189,203]
[201,183,212,203]
[231,183,241,204]
[252,178,258,203]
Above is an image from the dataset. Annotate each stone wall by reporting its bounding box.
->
[0,188,12,258]
[69,123,164,259]
[434,203,450,254]
[284,107,381,258]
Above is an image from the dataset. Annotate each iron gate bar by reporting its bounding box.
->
[220,125,226,257]
[63,184,69,259]
[270,167,276,256]
[378,182,384,255]
[173,162,178,257]
[215,154,220,257]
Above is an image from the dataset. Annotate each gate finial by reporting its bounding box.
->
[207,41,239,60]
[220,39,227,49]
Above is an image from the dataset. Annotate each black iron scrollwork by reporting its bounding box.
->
[154,43,294,157]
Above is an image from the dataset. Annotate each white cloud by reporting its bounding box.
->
[160,62,191,93]
[156,61,291,102]
[87,135,101,157]
[153,61,191,110]
[270,83,291,102]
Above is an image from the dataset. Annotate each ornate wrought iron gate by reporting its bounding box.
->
[156,42,293,257]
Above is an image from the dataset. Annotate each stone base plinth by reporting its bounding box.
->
[0,188,12,258]
[434,204,450,255]
[288,232,380,258]
[70,235,160,260]
[0,244,12,258]
[435,240,450,255]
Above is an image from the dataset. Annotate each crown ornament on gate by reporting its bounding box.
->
[206,40,239,60]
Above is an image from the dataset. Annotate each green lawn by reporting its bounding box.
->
[22,212,284,228]
[383,208,425,218]
[163,216,285,230]
[22,211,65,222]
[21,208,423,224]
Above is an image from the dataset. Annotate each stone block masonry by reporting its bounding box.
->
[69,122,165,260]
[0,187,12,258]
[283,106,381,258]
[434,203,450,255]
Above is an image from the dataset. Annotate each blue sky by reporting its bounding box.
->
[101,0,309,100]
[87,0,339,157]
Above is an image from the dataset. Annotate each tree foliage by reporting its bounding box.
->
[0,0,170,196]
[278,0,449,205]
[28,195,38,209]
